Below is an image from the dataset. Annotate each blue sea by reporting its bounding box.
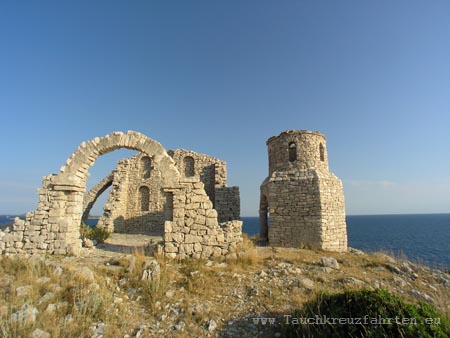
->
[241,214,450,269]
[1,214,449,269]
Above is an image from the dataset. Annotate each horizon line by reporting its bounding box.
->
[2,211,450,218]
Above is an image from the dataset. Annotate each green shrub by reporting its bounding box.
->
[283,288,450,338]
[80,222,92,238]
[80,222,110,243]
[89,226,110,243]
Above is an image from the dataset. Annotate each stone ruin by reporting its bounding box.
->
[0,129,349,257]
[83,150,240,234]
[260,130,348,252]
[0,131,243,258]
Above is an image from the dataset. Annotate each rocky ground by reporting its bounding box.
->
[0,234,449,337]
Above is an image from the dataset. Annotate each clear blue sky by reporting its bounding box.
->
[1,1,449,216]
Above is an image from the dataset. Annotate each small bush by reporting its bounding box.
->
[283,288,450,338]
[80,222,92,239]
[79,223,110,243]
[89,227,110,243]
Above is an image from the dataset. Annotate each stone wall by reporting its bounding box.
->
[267,130,329,175]
[169,149,240,222]
[317,173,347,251]
[0,175,83,255]
[93,155,169,234]
[82,170,114,223]
[93,148,240,234]
[260,130,347,252]
[0,131,243,259]
[97,159,131,232]
[121,154,170,233]
[264,170,322,247]
[164,179,243,259]
[168,149,226,203]
[215,186,240,222]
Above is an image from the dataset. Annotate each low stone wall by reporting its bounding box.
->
[0,174,85,256]
[163,180,243,259]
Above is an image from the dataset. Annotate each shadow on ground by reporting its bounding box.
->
[218,312,284,338]
[95,232,163,255]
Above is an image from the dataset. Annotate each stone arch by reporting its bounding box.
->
[45,131,181,255]
[81,170,114,224]
[54,131,180,187]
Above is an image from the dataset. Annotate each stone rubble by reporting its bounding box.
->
[10,304,39,324]
[320,256,340,269]
[31,328,51,338]
[141,260,160,282]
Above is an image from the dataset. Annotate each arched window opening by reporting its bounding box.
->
[319,143,325,162]
[184,156,195,177]
[139,186,150,212]
[141,156,151,179]
[164,191,174,221]
[288,142,297,162]
[259,194,269,241]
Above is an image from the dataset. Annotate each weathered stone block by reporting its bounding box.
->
[216,234,225,243]
[194,242,202,252]
[212,247,222,257]
[180,243,194,255]
[184,234,201,244]
[185,218,195,227]
[164,221,173,233]
[206,218,218,227]
[14,242,24,249]
[173,209,185,218]
[201,246,213,258]
[193,182,204,189]
[195,215,206,225]
[206,209,218,218]
[170,233,184,243]
[164,243,178,253]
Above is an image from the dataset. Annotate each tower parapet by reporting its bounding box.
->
[267,130,328,175]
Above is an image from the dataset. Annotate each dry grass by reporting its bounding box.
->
[0,256,118,338]
[230,234,263,268]
[0,243,449,337]
[140,265,172,312]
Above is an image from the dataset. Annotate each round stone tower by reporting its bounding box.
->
[267,130,329,175]
[260,129,347,252]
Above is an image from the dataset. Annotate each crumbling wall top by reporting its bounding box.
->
[266,130,326,145]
